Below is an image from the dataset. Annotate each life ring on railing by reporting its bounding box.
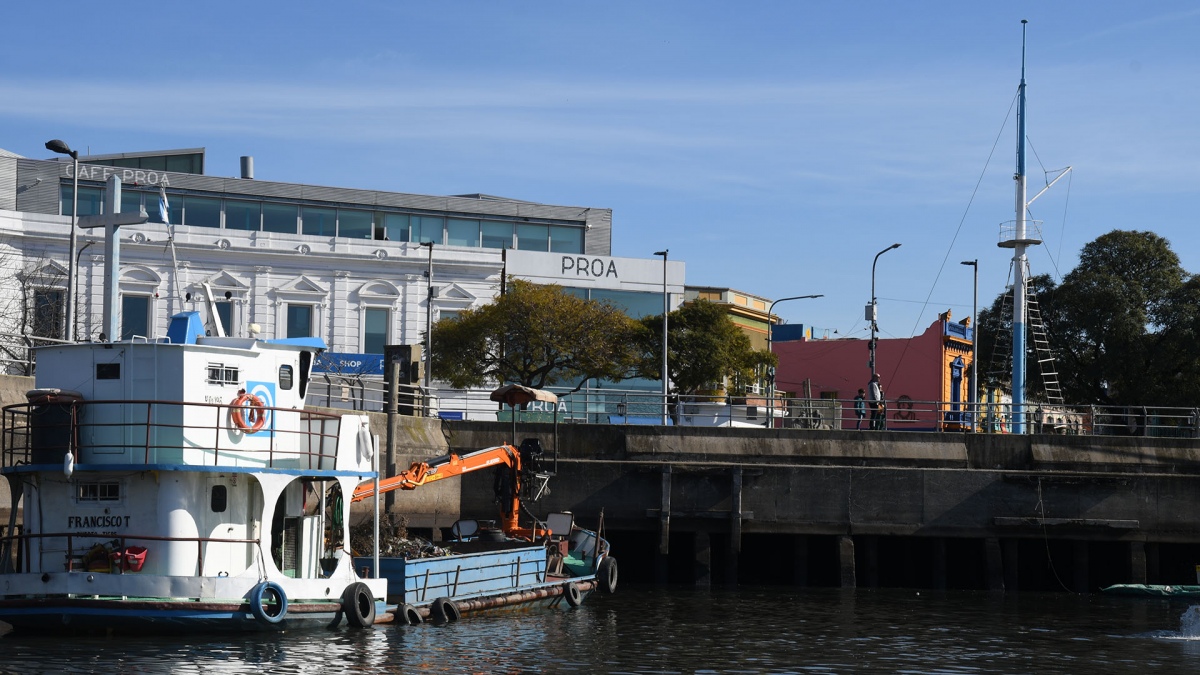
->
[249,580,288,626]
[231,392,267,433]
[342,581,376,628]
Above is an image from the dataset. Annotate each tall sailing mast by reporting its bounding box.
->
[999,20,1072,433]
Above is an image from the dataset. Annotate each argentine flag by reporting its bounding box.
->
[158,187,170,225]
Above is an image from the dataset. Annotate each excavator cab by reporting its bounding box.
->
[518,438,543,473]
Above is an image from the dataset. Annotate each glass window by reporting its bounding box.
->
[549,225,583,253]
[263,203,297,234]
[166,154,197,173]
[375,213,409,241]
[517,223,549,251]
[302,207,336,236]
[32,289,64,339]
[287,304,313,338]
[211,485,227,513]
[215,301,233,335]
[121,295,151,340]
[364,308,388,354]
[225,200,261,231]
[120,190,142,218]
[413,216,444,244]
[141,156,167,171]
[184,197,221,228]
[482,222,513,249]
[446,219,480,247]
[338,209,373,239]
[62,186,104,217]
[279,365,294,390]
[590,289,663,318]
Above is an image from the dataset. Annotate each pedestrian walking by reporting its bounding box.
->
[868,374,885,430]
[853,389,866,429]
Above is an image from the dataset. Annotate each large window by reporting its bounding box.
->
[338,209,373,239]
[287,304,313,338]
[413,216,444,244]
[121,295,151,340]
[60,186,103,217]
[482,222,513,249]
[364,308,388,354]
[183,197,221,228]
[447,219,480,247]
[225,200,261,230]
[549,225,582,253]
[375,213,410,242]
[32,289,64,339]
[120,190,142,218]
[215,301,233,335]
[263,203,297,233]
[302,207,336,236]
[517,223,549,251]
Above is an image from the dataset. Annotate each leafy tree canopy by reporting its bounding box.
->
[430,279,645,392]
[638,299,775,396]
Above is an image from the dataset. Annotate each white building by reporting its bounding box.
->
[0,145,683,416]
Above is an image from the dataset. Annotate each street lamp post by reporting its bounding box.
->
[960,260,979,431]
[868,243,902,379]
[45,139,79,342]
[653,250,669,425]
[420,242,434,412]
[765,294,823,427]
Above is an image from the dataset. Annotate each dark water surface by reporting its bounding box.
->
[4,587,1200,673]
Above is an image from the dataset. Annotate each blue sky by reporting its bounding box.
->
[3,2,1199,341]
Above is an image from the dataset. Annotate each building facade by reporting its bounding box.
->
[0,147,684,411]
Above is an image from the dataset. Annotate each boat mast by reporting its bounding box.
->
[1011,19,1030,433]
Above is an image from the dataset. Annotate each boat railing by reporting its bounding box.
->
[1,399,345,469]
[1,530,263,579]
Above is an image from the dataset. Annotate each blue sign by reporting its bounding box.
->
[245,380,276,437]
[313,352,384,376]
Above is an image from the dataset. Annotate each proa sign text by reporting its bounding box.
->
[562,256,618,279]
[67,164,174,187]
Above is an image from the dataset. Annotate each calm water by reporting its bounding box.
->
[4,587,1200,673]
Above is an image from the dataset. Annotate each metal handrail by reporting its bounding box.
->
[3,530,263,578]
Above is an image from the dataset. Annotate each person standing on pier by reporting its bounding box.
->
[854,389,866,429]
[868,374,885,430]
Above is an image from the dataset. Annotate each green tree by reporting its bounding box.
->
[639,299,775,396]
[430,279,645,391]
[979,230,1190,405]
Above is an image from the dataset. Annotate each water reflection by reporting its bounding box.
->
[4,589,1200,673]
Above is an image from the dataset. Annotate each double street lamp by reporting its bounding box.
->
[766,294,823,427]
[45,139,79,342]
[653,250,669,425]
[868,243,902,379]
[960,259,979,431]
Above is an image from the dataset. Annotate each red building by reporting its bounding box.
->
[773,311,975,431]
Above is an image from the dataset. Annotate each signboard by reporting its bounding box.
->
[313,352,385,376]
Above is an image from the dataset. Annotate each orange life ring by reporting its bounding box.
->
[231,392,267,433]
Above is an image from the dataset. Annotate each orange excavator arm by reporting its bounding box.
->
[351,443,519,502]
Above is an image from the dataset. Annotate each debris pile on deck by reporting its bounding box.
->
[350,514,451,559]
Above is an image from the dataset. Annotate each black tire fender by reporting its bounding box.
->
[597,556,618,594]
[342,581,376,628]
[399,603,423,626]
[563,581,582,607]
[430,596,461,623]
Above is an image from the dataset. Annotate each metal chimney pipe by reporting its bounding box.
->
[240,156,254,180]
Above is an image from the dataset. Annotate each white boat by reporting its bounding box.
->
[0,312,386,632]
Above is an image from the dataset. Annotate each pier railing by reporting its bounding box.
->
[313,383,1198,437]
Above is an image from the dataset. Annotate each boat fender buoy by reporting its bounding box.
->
[430,596,461,623]
[563,581,582,607]
[249,580,288,626]
[597,556,619,594]
[342,581,376,628]
[399,603,422,626]
[230,392,267,433]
